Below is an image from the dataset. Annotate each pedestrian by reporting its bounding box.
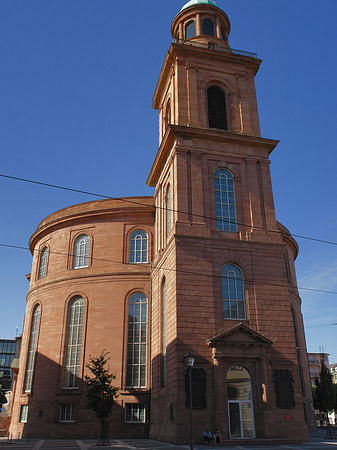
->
[203,428,212,443]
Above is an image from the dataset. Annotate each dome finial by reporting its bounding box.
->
[180,0,218,12]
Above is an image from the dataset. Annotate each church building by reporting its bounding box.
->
[9,0,315,443]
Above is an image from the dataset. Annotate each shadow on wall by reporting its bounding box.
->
[10,352,149,440]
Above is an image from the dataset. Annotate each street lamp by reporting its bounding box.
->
[183,353,195,450]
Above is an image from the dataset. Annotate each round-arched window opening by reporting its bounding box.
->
[207,86,228,130]
[203,19,215,36]
[185,20,196,39]
[226,366,252,401]
[227,385,238,400]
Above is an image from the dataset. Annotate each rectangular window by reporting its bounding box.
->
[125,403,145,423]
[59,403,76,423]
[20,405,29,423]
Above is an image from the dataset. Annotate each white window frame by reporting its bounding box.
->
[73,235,90,269]
[129,230,148,264]
[38,246,49,279]
[59,403,76,423]
[125,403,146,423]
[214,169,238,232]
[24,305,41,392]
[20,405,29,423]
[126,293,148,388]
[221,264,246,320]
[62,297,85,389]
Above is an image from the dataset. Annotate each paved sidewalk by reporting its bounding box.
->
[0,430,336,450]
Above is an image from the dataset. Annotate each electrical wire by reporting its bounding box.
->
[1,242,337,296]
[1,172,337,247]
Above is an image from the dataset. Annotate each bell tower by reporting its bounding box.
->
[148,0,314,443]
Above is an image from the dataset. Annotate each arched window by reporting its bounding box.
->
[73,234,90,269]
[203,19,215,36]
[208,86,228,130]
[221,264,246,319]
[164,100,171,132]
[214,169,237,232]
[24,305,41,392]
[227,366,255,439]
[166,186,172,236]
[129,230,148,264]
[38,246,49,279]
[63,296,85,388]
[161,278,167,386]
[126,293,148,388]
[185,20,196,39]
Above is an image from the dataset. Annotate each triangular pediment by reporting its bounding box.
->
[206,323,273,348]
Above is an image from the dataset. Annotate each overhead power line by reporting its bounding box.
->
[1,172,336,248]
[1,242,337,297]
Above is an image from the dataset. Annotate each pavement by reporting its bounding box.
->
[0,430,336,450]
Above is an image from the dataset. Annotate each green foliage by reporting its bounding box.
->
[85,350,119,421]
[314,361,336,414]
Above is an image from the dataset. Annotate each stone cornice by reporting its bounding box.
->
[147,124,278,186]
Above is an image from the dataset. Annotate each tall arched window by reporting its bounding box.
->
[164,100,171,133]
[24,305,41,392]
[73,235,90,269]
[203,19,215,36]
[126,293,148,388]
[185,20,196,39]
[129,230,148,264]
[207,86,228,130]
[161,278,167,386]
[166,186,172,237]
[63,296,85,388]
[214,169,237,232]
[38,246,49,279]
[221,264,246,319]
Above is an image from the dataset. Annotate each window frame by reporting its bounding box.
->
[125,292,148,389]
[24,305,41,393]
[214,168,238,232]
[166,185,172,237]
[129,230,149,264]
[59,403,77,423]
[37,246,49,279]
[62,296,85,389]
[125,403,146,423]
[185,20,196,39]
[221,264,246,320]
[19,405,29,423]
[72,234,90,270]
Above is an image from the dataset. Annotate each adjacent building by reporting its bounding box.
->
[9,0,315,443]
[307,353,330,386]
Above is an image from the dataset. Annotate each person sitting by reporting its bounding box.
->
[203,429,212,444]
[213,429,221,444]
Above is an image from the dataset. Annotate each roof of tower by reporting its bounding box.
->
[180,0,218,12]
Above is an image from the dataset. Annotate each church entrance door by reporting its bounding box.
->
[227,366,255,439]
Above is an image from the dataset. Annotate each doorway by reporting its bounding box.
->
[227,366,255,439]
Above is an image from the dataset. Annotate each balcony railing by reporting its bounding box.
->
[173,38,257,59]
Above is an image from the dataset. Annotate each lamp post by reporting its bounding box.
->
[184,353,195,450]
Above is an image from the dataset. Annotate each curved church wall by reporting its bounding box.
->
[9,197,154,439]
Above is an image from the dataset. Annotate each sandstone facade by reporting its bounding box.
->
[9,0,315,443]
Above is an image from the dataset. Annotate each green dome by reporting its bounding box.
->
[180,0,218,12]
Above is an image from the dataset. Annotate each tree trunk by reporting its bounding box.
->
[100,419,109,445]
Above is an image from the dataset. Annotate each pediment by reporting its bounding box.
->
[206,323,273,348]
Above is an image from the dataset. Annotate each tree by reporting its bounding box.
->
[85,351,119,445]
[314,361,336,436]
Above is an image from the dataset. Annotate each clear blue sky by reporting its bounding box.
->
[1,0,337,362]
